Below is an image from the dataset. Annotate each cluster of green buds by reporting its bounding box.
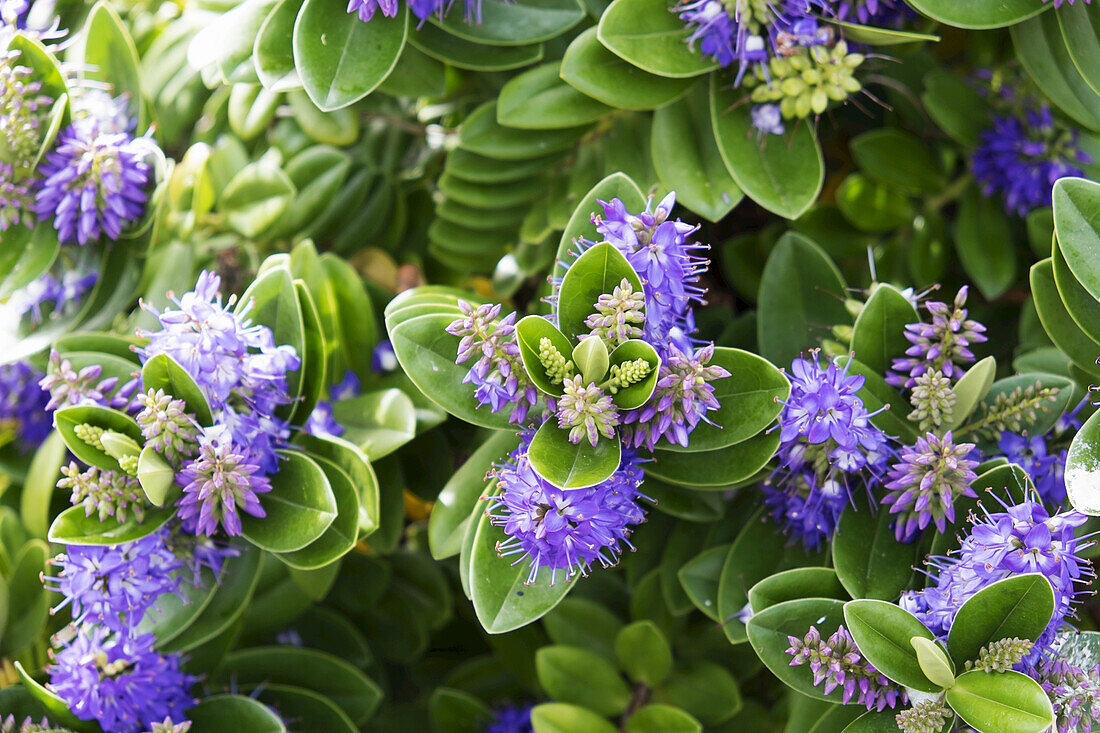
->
[963,381,1060,439]
[748,40,864,119]
[908,369,956,433]
[963,637,1033,673]
[0,49,54,170]
[584,279,645,346]
[57,461,146,523]
[895,698,950,733]
[136,388,200,462]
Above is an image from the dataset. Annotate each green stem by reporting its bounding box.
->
[926,174,972,213]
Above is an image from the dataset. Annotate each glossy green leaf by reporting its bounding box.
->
[80,2,147,130]
[844,359,919,444]
[851,283,919,375]
[836,173,914,233]
[160,546,262,653]
[1013,11,1100,131]
[536,645,632,716]
[946,670,1055,733]
[219,159,295,237]
[616,621,673,686]
[946,355,997,431]
[241,450,337,553]
[1053,177,1100,301]
[140,352,214,425]
[20,431,65,539]
[429,0,586,46]
[561,28,693,110]
[1066,408,1100,514]
[275,455,359,570]
[1059,2,1100,99]
[516,315,575,396]
[757,232,850,367]
[254,0,301,91]
[188,695,287,733]
[1031,259,1100,378]
[530,703,617,733]
[921,69,992,147]
[948,574,1055,666]
[332,389,417,460]
[978,372,1074,438]
[14,662,98,732]
[905,0,1047,29]
[1053,235,1100,344]
[717,509,793,644]
[624,705,701,733]
[596,0,717,78]
[653,662,741,725]
[410,23,544,70]
[48,503,176,545]
[911,636,955,689]
[137,446,176,507]
[748,567,847,613]
[294,432,380,536]
[253,684,356,732]
[710,76,823,219]
[54,404,143,472]
[543,596,624,659]
[646,430,779,488]
[292,0,407,110]
[843,599,940,692]
[460,101,591,160]
[678,543,729,622]
[557,242,643,341]
[553,172,646,281]
[429,687,494,732]
[1,541,49,656]
[832,503,918,601]
[606,339,660,409]
[527,419,621,488]
[497,61,614,129]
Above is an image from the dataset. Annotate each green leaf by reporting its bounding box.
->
[497,61,614,129]
[20,431,66,539]
[651,81,743,222]
[746,598,848,702]
[275,454,359,570]
[828,20,940,45]
[429,0,586,46]
[945,670,1055,733]
[843,599,940,692]
[137,446,176,507]
[160,546,262,653]
[332,389,417,460]
[388,311,517,430]
[851,283,920,375]
[254,0,301,91]
[615,621,673,686]
[459,101,591,160]
[596,0,717,78]
[757,232,850,367]
[1031,259,1100,378]
[536,645,632,716]
[553,172,646,282]
[527,419,621,489]
[1013,11,1100,131]
[188,695,287,733]
[624,705,701,733]
[573,335,610,385]
[1053,177,1100,301]
[140,352,214,425]
[1,541,49,656]
[240,450,337,553]
[252,684,356,732]
[1053,235,1100,344]
[843,359,919,444]
[80,2,147,130]
[678,544,729,622]
[748,567,847,613]
[832,503,919,601]
[710,76,823,219]
[557,241,643,342]
[652,663,741,725]
[921,69,992,147]
[378,42,447,98]
[905,0,1047,29]
[1058,2,1100,98]
[469,487,576,632]
[1066,408,1100,514]
[979,372,1075,438]
[836,173,914,233]
[516,315,575,396]
[54,404,143,473]
[531,703,617,733]
[607,339,659,410]
[429,687,493,732]
[646,431,779,488]
[717,509,794,644]
[219,159,296,237]
[543,597,624,659]
[187,0,276,82]
[292,0,407,110]
[410,23,544,70]
[912,636,956,689]
[14,662,98,732]
[947,574,1055,666]
[214,647,382,724]
[956,184,1016,299]
[946,355,997,432]
[644,478,728,521]
[294,432,380,536]
[238,265,308,413]
[560,28,693,111]
[48,503,176,545]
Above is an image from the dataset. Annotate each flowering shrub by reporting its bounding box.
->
[4,0,1100,732]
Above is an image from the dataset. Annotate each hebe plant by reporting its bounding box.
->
[3,0,1100,732]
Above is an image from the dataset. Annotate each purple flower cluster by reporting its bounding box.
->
[1033,657,1100,733]
[786,625,906,711]
[39,349,140,412]
[825,0,914,25]
[347,0,483,25]
[305,370,361,439]
[972,105,1091,217]
[11,267,99,323]
[487,430,648,584]
[882,431,979,542]
[45,528,183,633]
[591,193,708,354]
[139,271,300,536]
[999,432,1068,505]
[447,300,538,425]
[0,361,51,448]
[48,626,194,733]
[764,353,890,549]
[903,498,1093,661]
[888,286,987,390]
[35,116,154,245]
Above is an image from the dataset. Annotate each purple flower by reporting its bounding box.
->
[888,286,987,389]
[972,105,1091,217]
[305,369,362,438]
[882,431,979,542]
[0,161,35,230]
[487,429,648,584]
[766,353,890,548]
[910,497,1093,662]
[39,349,140,412]
[138,270,299,473]
[590,193,708,353]
[751,104,785,136]
[486,705,534,733]
[11,268,98,323]
[346,0,398,21]
[786,625,905,711]
[44,528,183,633]
[48,626,194,733]
[0,361,51,448]
[35,118,154,245]
[177,425,272,537]
[619,344,730,451]
[676,0,737,67]
[372,340,398,373]
[824,0,915,26]
[347,0,482,24]
[1045,0,1090,6]
[447,300,538,425]
[0,716,53,733]
[1032,657,1100,733]
[999,432,1067,505]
